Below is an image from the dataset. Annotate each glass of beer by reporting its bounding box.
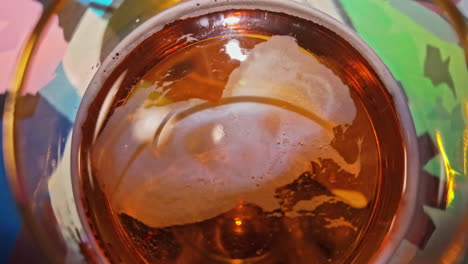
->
[3,0,467,263]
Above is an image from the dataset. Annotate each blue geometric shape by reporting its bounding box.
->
[78,0,113,16]
[6,92,73,262]
[15,94,73,196]
[39,63,81,123]
[0,94,21,264]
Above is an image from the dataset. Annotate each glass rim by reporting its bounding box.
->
[71,0,419,262]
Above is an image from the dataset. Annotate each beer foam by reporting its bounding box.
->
[224,35,356,125]
[92,35,359,228]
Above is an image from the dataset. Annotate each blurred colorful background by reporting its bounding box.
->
[1,0,467,263]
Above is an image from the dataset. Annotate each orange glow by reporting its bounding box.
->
[436,131,457,207]
[234,218,243,226]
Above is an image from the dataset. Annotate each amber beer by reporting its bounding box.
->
[72,1,416,263]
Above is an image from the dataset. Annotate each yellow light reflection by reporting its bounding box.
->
[435,131,457,207]
[464,102,468,175]
[234,218,243,226]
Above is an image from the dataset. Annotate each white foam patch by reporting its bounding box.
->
[199,17,210,28]
[223,35,356,125]
[176,33,199,43]
[92,35,358,228]
[225,39,247,61]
